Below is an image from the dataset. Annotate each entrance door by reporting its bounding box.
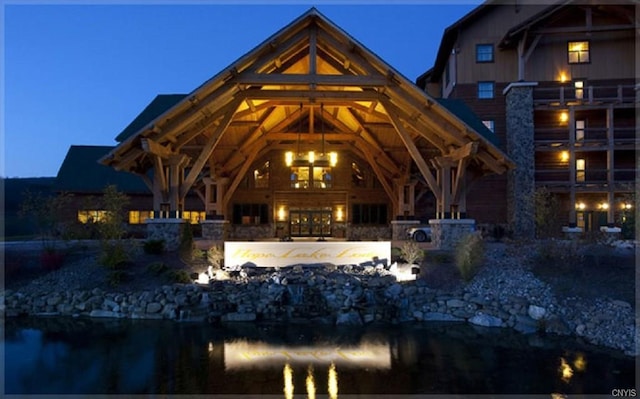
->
[290,208,332,237]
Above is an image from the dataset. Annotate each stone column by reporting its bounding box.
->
[146,219,188,251]
[391,220,421,240]
[429,219,475,250]
[503,82,537,239]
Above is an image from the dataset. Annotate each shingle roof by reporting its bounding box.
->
[55,145,149,193]
[115,94,187,142]
[436,98,501,147]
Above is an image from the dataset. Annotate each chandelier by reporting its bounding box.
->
[285,103,338,167]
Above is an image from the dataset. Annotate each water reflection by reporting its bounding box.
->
[3,317,635,395]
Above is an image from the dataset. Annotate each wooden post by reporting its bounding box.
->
[606,104,615,224]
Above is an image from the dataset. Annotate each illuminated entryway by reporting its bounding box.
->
[290,208,332,237]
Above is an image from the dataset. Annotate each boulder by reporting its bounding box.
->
[527,305,546,320]
[423,312,464,322]
[469,313,504,328]
[223,312,257,322]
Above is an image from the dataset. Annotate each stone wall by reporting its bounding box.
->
[146,219,187,251]
[231,224,274,240]
[504,82,536,239]
[3,263,634,355]
[201,220,230,241]
[347,225,391,240]
[429,219,475,250]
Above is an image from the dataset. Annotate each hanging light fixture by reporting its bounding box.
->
[284,103,338,167]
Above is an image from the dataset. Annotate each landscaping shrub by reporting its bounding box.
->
[168,270,192,284]
[147,261,169,275]
[143,239,165,254]
[100,242,129,269]
[399,241,424,265]
[108,270,131,287]
[454,231,484,282]
[533,238,583,271]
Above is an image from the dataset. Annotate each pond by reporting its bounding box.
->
[3,317,635,396]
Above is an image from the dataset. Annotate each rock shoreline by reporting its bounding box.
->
[2,244,636,357]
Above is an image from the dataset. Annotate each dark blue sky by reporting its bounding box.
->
[3,2,480,177]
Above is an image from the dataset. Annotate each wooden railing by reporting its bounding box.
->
[533,84,636,106]
[535,168,636,183]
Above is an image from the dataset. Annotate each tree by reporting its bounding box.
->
[97,185,130,269]
[19,190,71,250]
[534,187,561,238]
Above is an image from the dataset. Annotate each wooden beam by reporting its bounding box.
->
[446,141,479,161]
[245,28,310,74]
[222,143,263,210]
[309,24,317,75]
[141,138,176,159]
[382,99,441,199]
[236,73,388,87]
[361,144,398,212]
[238,88,382,102]
[180,98,242,198]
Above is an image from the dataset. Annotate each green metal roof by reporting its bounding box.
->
[55,145,149,193]
[115,94,187,142]
[435,98,501,147]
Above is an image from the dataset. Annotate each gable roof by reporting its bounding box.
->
[56,145,149,193]
[101,7,513,199]
[115,94,187,142]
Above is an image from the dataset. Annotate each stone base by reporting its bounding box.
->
[201,220,230,241]
[146,219,188,251]
[391,220,421,240]
[429,219,476,250]
[561,226,583,240]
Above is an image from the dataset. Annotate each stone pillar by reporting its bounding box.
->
[429,219,475,250]
[391,220,420,240]
[201,220,230,241]
[503,82,537,239]
[146,218,187,251]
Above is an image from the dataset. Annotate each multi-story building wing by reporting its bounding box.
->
[418,1,637,237]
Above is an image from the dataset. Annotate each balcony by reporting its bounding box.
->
[535,168,636,190]
[533,84,637,107]
[534,127,638,150]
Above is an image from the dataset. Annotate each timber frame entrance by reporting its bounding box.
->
[100,8,514,229]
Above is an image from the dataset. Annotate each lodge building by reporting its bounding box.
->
[54,1,636,244]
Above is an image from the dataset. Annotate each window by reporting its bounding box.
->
[290,166,332,189]
[253,161,270,188]
[482,120,495,133]
[129,210,153,224]
[476,44,494,63]
[78,210,106,224]
[477,81,494,99]
[575,120,585,141]
[182,211,205,224]
[568,41,589,64]
[232,203,269,225]
[351,204,388,225]
[576,158,586,182]
[574,80,584,100]
[291,166,310,189]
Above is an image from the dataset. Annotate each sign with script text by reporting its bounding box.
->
[224,241,391,267]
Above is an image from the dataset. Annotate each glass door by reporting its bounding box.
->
[289,208,332,237]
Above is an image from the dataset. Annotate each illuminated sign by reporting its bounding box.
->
[224,340,391,369]
[224,241,391,267]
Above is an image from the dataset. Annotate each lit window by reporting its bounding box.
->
[182,211,205,224]
[77,210,106,224]
[482,120,495,133]
[477,82,494,99]
[575,120,585,141]
[291,166,310,189]
[574,80,584,100]
[568,41,589,64]
[129,210,154,224]
[576,158,586,182]
[476,44,494,63]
